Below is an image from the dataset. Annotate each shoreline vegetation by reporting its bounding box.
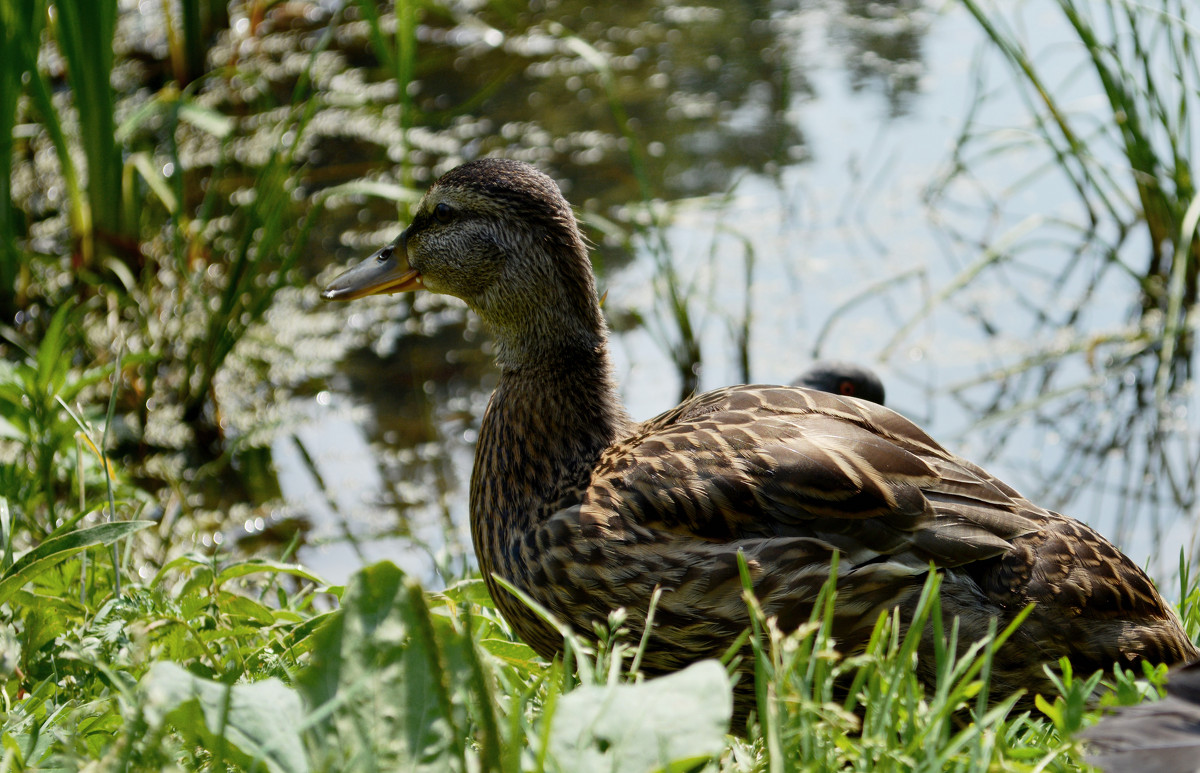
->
[0,0,1196,769]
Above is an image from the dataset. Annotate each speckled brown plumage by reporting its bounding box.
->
[324,158,1198,720]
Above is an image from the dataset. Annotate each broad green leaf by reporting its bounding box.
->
[141,661,308,773]
[270,609,306,624]
[216,558,325,586]
[150,553,213,587]
[545,660,732,773]
[479,638,541,669]
[0,521,153,606]
[46,499,139,540]
[296,561,464,771]
[180,567,217,598]
[439,577,495,609]
[218,593,277,626]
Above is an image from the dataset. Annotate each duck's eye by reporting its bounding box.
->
[434,202,454,224]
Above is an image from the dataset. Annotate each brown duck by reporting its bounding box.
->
[323,158,1197,716]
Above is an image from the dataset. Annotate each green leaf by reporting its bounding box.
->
[439,577,496,610]
[219,592,277,626]
[318,179,421,205]
[0,520,153,606]
[34,304,71,395]
[276,610,338,657]
[1035,693,1061,727]
[140,661,308,773]
[178,100,234,138]
[149,553,212,587]
[296,561,464,771]
[129,151,178,214]
[216,558,325,586]
[56,362,114,405]
[545,660,732,773]
[478,638,541,669]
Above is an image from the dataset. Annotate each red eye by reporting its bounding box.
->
[838,380,855,396]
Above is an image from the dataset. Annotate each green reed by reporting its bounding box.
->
[173,0,228,85]
[0,2,1195,769]
[354,0,420,210]
[921,0,1200,547]
[958,0,1199,392]
[0,0,337,465]
[51,0,126,269]
[178,133,320,431]
[563,32,709,399]
[0,0,34,318]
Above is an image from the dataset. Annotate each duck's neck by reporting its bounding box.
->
[469,339,632,559]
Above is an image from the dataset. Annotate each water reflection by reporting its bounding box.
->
[270,0,943,581]
[830,0,929,117]
[72,0,1197,584]
[275,0,1197,584]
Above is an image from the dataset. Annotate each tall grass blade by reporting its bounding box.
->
[0,0,42,316]
[178,0,206,85]
[53,0,124,266]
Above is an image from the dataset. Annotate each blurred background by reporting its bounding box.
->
[3,0,1197,589]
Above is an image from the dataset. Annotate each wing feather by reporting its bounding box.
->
[585,384,1040,567]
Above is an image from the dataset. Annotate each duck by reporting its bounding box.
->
[323,158,1198,720]
[793,360,886,405]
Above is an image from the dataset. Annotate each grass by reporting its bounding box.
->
[53,0,124,270]
[0,0,31,319]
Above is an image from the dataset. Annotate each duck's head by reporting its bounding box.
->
[323,158,606,366]
[794,360,886,405]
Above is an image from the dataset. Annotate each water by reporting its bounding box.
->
[251,0,1199,585]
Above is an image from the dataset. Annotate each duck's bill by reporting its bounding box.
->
[322,237,422,301]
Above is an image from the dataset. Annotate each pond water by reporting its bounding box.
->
[245,0,1199,586]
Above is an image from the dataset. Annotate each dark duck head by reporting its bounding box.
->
[325,159,609,373]
[794,360,886,405]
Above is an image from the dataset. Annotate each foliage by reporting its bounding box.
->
[923,0,1200,544]
[0,0,328,477]
[4,495,1193,770]
[0,332,1193,770]
[953,0,1200,389]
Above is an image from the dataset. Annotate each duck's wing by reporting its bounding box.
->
[582,384,1042,568]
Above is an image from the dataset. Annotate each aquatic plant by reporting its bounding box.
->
[922,0,1200,547]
